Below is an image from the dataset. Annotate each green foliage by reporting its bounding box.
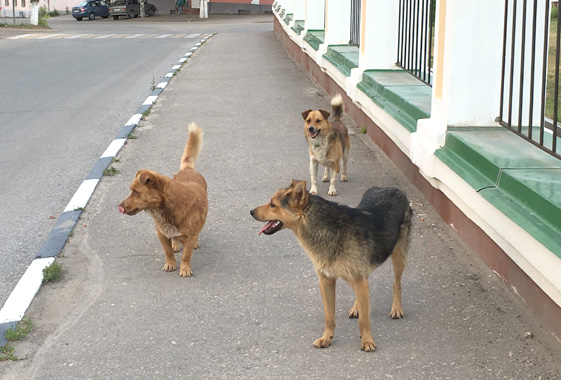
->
[38,6,50,27]
[552,5,558,21]
[103,166,120,176]
[4,318,33,342]
[359,126,367,134]
[43,261,62,283]
[0,345,17,361]
[49,9,60,17]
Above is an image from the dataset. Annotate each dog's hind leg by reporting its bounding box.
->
[348,299,359,318]
[172,238,182,253]
[341,148,349,182]
[390,207,412,319]
[349,276,376,351]
[313,274,336,349]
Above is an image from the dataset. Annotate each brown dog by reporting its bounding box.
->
[118,123,208,277]
[302,94,350,196]
[251,180,412,351]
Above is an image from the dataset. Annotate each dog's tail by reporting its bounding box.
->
[331,93,343,121]
[180,123,204,171]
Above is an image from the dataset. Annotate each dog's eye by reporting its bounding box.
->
[269,202,276,208]
[306,119,311,123]
[316,119,321,123]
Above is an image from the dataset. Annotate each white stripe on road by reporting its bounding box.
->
[0,258,55,324]
[172,65,181,70]
[125,34,146,39]
[155,34,173,39]
[185,33,200,38]
[7,34,36,39]
[37,34,64,39]
[95,34,117,39]
[64,179,99,212]
[156,82,168,89]
[101,139,127,158]
[65,34,88,39]
[142,95,158,106]
[125,114,142,126]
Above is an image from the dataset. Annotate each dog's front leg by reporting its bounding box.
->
[309,158,319,195]
[327,162,340,196]
[157,230,176,272]
[321,167,330,182]
[313,274,336,349]
[179,236,197,277]
[349,276,376,351]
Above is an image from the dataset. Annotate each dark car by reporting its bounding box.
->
[72,0,109,21]
[109,0,156,19]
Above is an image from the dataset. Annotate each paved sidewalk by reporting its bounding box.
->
[2,29,561,379]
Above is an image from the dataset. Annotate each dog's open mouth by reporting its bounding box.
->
[309,129,321,139]
[259,220,284,235]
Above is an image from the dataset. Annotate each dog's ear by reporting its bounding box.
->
[320,110,330,120]
[137,170,159,189]
[288,180,308,209]
[301,110,312,120]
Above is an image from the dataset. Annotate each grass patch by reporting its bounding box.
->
[43,261,62,283]
[103,166,119,176]
[546,18,561,120]
[1,318,33,361]
[4,318,33,342]
[142,109,151,117]
[359,126,367,134]
[0,22,47,29]
[127,133,137,139]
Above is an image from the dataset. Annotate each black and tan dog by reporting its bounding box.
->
[250,180,412,351]
[302,94,350,196]
[118,123,208,277]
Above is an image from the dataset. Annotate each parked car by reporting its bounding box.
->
[109,0,157,19]
[72,0,110,21]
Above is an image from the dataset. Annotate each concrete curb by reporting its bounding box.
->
[0,33,215,346]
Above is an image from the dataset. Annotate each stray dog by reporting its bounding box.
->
[250,180,412,351]
[118,123,208,277]
[302,94,350,196]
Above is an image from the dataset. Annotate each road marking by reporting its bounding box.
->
[179,57,187,63]
[37,33,64,39]
[155,34,173,39]
[185,33,200,38]
[7,34,36,39]
[95,34,117,39]
[0,257,55,324]
[170,34,187,39]
[157,82,168,89]
[64,179,99,212]
[65,34,89,39]
[141,34,159,38]
[101,139,127,158]
[125,113,142,126]
[111,34,131,38]
[172,65,181,70]
[125,34,147,39]
[142,95,158,106]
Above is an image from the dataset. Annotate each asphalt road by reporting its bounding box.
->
[0,14,272,310]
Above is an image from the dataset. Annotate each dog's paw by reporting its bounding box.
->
[309,187,318,195]
[194,240,200,249]
[361,338,376,352]
[321,175,329,182]
[348,306,359,319]
[172,241,182,252]
[327,188,337,196]
[341,174,348,182]
[313,336,332,349]
[179,266,193,277]
[390,307,404,319]
[163,262,177,272]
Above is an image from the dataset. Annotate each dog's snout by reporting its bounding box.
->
[250,209,255,217]
[308,126,315,132]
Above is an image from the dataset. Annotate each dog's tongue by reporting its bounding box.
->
[118,206,125,214]
[259,221,276,235]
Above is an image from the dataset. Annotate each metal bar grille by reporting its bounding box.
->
[397,0,435,86]
[497,0,560,159]
[350,0,361,47]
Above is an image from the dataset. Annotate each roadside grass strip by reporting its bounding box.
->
[0,33,216,346]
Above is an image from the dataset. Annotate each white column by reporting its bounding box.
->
[324,0,351,45]
[293,0,305,21]
[412,0,507,173]
[305,0,325,30]
[359,0,400,70]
